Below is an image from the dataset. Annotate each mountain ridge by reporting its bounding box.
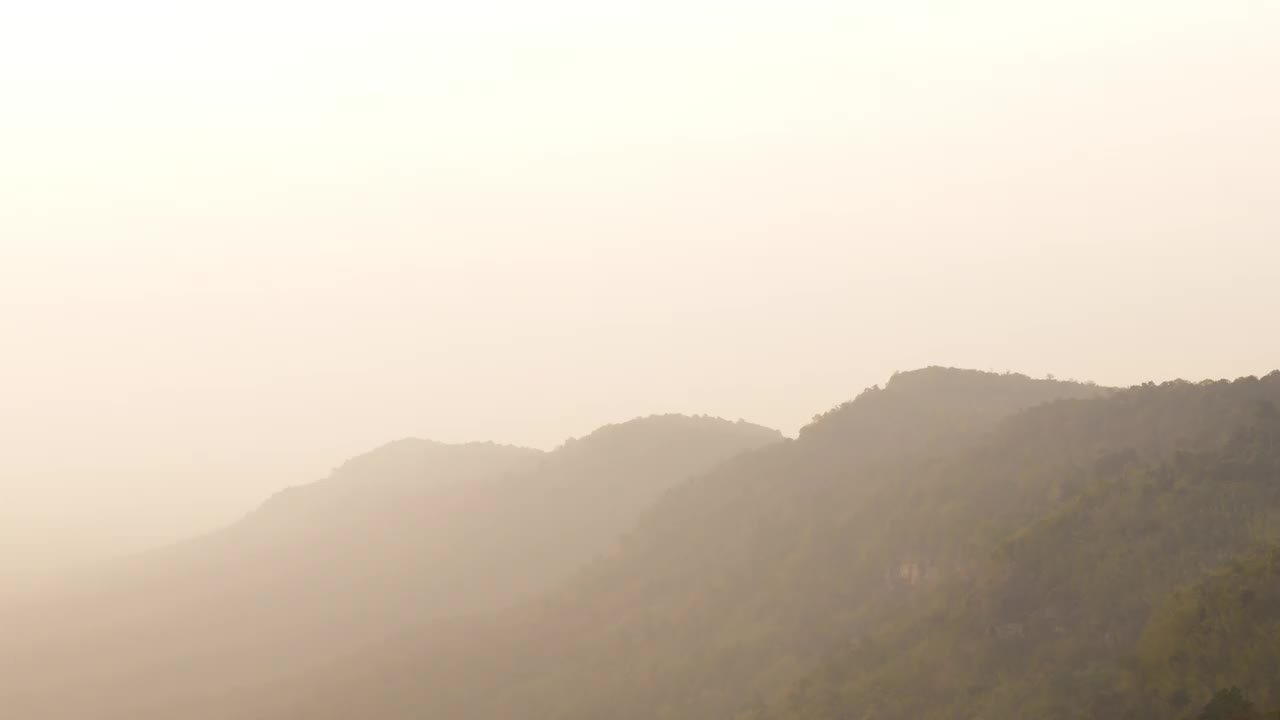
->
[11,369,1280,720]
[0,412,781,720]
[254,370,1280,720]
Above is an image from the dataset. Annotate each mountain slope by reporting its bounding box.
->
[1140,543,1280,714]
[257,371,1280,720]
[768,397,1280,720]
[20,368,1280,720]
[0,414,781,720]
[256,368,1114,720]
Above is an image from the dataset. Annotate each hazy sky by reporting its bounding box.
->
[3,0,1279,572]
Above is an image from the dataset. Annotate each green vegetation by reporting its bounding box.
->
[269,369,1280,720]
[770,400,1280,720]
[1142,547,1280,717]
[11,367,1280,720]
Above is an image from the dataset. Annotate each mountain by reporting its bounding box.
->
[0,414,781,720]
[15,368,1280,720]
[768,390,1280,720]
[242,369,1280,720]
[241,368,1112,720]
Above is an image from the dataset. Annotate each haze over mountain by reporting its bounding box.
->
[9,367,1280,720]
[5,0,1280,574]
[220,368,1280,720]
[0,414,779,719]
[5,1,1280,719]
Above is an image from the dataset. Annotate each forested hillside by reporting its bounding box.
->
[254,369,1117,719]
[0,415,780,720]
[12,367,1279,720]
[1142,545,1280,715]
[769,393,1280,719]
[254,370,1280,720]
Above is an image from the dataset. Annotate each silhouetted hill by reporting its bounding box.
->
[0,415,780,720]
[254,369,1114,720]
[17,369,1280,720]
[247,438,544,522]
[246,371,1280,720]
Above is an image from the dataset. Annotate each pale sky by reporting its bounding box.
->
[2,0,1279,574]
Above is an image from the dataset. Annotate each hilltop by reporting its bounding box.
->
[0,414,780,719]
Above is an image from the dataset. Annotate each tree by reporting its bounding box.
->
[1197,687,1257,720]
